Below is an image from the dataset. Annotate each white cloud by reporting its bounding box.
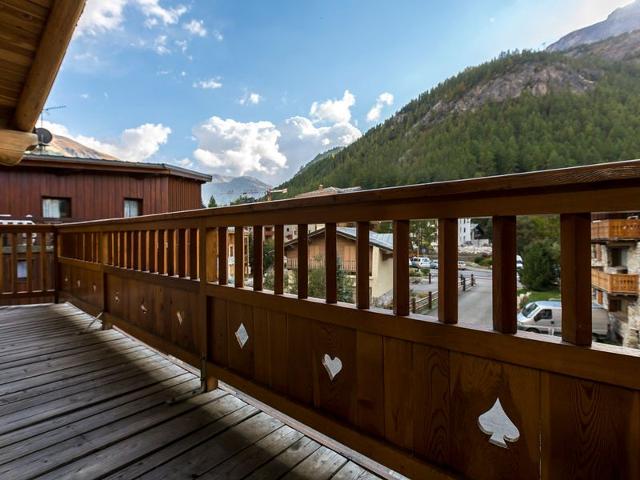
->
[193,78,223,89]
[154,35,170,55]
[213,30,224,42]
[175,157,194,168]
[175,39,188,52]
[310,90,355,124]
[76,0,186,36]
[80,93,90,99]
[193,117,286,176]
[76,0,128,36]
[184,19,207,37]
[366,92,394,123]
[42,121,171,163]
[239,92,262,105]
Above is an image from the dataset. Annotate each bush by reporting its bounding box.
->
[521,241,558,291]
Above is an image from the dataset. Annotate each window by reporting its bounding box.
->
[42,198,71,219]
[124,199,142,218]
[536,309,552,321]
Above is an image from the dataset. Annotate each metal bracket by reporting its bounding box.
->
[165,355,208,404]
[78,312,103,334]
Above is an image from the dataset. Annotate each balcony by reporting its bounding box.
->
[3,161,640,479]
[591,218,640,242]
[591,268,639,295]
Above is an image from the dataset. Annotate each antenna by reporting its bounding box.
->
[39,105,66,128]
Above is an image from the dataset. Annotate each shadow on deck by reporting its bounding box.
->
[0,303,383,480]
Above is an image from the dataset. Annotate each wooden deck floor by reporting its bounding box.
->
[0,303,382,480]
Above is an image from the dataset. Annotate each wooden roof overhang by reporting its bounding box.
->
[0,0,85,165]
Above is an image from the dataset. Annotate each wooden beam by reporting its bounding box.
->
[0,130,38,166]
[253,225,263,291]
[438,218,458,324]
[297,224,308,299]
[325,223,337,304]
[12,0,86,133]
[393,220,410,316]
[492,216,517,333]
[561,213,592,346]
[356,221,370,309]
[274,225,284,294]
[234,226,244,287]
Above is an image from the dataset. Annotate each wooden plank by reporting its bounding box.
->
[393,219,409,316]
[383,337,414,450]
[492,216,517,333]
[253,225,263,291]
[438,218,458,324]
[155,230,163,273]
[205,228,218,283]
[188,227,198,279]
[245,436,322,480]
[332,461,380,480]
[234,226,244,287]
[541,372,640,479]
[355,332,384,438]
[325,222,337,304]
[287,315,313,404]
[0,232,4,293]
[274,224,284,295]
[560,213,592,346]
[297,224,308,299]
[176,228,186,277]
[281,446,347,480]
[10,233,16,293]
[218,226,228,285]
[25,232,32,292]
[227,301,254,378]
[356,221,370,309]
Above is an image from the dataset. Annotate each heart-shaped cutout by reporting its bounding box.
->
[322,354,343,381]
[235,323,249,349]
[140,303,147,314]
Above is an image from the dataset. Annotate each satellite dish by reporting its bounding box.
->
[35,127,53,146]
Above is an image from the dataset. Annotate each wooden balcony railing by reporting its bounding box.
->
[5,160,640,478]
[0,224,57,305]
[591,268,639,295]
[591,218,640,241]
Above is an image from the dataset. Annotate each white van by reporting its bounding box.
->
[517,301,609,338]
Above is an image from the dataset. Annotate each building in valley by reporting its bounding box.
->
[284,226,393,303]
[591,214,640,348]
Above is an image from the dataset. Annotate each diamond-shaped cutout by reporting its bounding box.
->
[235,323,249,349]
[177,311,184,326]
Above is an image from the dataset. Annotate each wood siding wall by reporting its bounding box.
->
[0,168,203,221]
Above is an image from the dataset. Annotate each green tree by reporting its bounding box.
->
[207,195,218,208]
[230,195,258,205]
[521,241,559,291]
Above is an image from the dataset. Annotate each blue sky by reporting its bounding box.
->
[44,0,632,187]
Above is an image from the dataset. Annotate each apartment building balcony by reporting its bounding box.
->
[591,218,640,242]
[3,161,640,479]
[592,268,639,295]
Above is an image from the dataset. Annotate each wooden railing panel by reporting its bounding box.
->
[438,218,458,324]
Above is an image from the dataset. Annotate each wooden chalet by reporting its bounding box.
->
[1,1,640,479]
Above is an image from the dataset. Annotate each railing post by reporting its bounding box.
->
[428,290,433,310]
[177,229,186,277]
[274,225,284,294]
[205,228,218,283]
[393,220,410,316]
[53,230,59,304]
[438,218,458,324]
[218,227,228,285]
[325,223,337,304]
[10,233,17,294]
[199,220,217,391]
[492,216,517,334]
[561,213,592,346]
[188,228,198,279]
[234,226,244,287]
[26,231,32,294]
[411,296,416,313]
[253,225,263,291]
[356,221,370,309]
[297,224,308,299]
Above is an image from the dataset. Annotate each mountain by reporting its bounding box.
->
[202,175,272,206]
[29,134,118,161]
[281,30,640,196]
[548,1,640,52]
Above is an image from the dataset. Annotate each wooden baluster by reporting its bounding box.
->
[39,232,46,292]
[274,225,284,294]
[144,231,150,271]
[10,233,17,293]
[176,229,186,277]
[52,231,59,304]
[393,220,410,316]
[561,213,592,346]
[492,216,518,333]
[218,226,228,285]
[234,226,244,287]
[166,230,175,276]
[205,229,218,283]
[298,224,308,299]
[325,222,337,304]
[253,225,263,291]
[189,228,198,279]
[356,221,370,309]
[26,231,32,293]
[438,218,458,324]
[0,232,4,294]
[131,231,139,270]
[138,231,144,271]
[123,231,129,268]
[155,230,163,273]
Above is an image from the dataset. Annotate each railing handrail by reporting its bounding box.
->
[54,159,640,231]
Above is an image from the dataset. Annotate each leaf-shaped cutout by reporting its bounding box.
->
[140,303,147,314]
[235,323,249,349]
[478,398,520,448]
[177,311,183,326]
[322,354,343,381]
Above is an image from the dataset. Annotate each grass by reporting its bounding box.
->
[518,288,561,303]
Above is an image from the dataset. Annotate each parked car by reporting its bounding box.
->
[416,257,431,269]
[516,254,524,270]
[431,260,439,269]
[517,301,609,338]
[457,260,466,270]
